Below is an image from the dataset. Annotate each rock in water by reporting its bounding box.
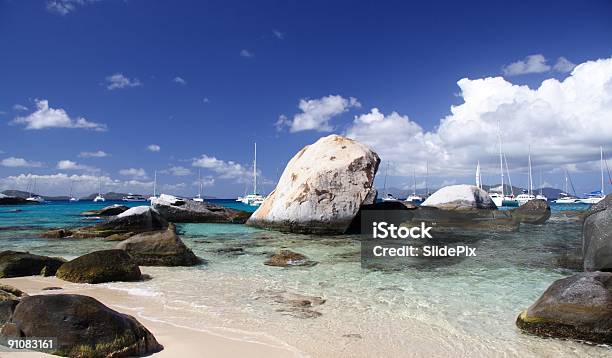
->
[264,250,317,267]
[421,185,497,210]
[80,204,129,217]
[56,249,141,283]
[247,135,380,234]
[510,199,551,224]
[152,194,250,223]
[72,206,169,238]
[116,223,201,266]
[0,294,163,357]
[516,272,612,344]
[0,251,66,278]
[583,194,612,271]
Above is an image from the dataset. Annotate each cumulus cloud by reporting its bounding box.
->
[13,104,28,111]
[56,160,98,172]
[240,49,254,58]
[553,57,576,73]
[11,100,107,131]
[277,95,361,132]
[192,154,252,182]
[169,166,192,176]
[105,73,141,90]
[46,0,99,15]
[146,144,161,152]
[272,29,284,39]
[346,57,612,179]
[78,150,107,158]
[173,76,187,85]
[1,157,43,168]
[502,54,551,76]
[119,168,148,179]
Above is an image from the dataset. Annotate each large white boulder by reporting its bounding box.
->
[421,184,497,210]
[247,135,380,234]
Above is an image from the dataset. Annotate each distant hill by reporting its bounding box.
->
[2,190,69,201]
[81,192,138,201]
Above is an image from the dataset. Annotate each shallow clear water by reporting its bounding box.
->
[0,200,609,357]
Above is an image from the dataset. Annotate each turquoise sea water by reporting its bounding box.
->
[0,200,609,357]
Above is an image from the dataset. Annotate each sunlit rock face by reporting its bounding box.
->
[247,135,380,235]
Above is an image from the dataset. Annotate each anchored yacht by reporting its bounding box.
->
[239,143,265,206]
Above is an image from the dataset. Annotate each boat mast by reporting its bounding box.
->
[253,142,257,195]
[504,153,514,197]
[197,169,202,198]
[383,162,389,196]
[425,161,429,196]
[601,146,605,195]
[153,170,157,197]
[497,120,505,197]
[528,147,533,196]
[412,169,417,196]
[539,169,543,195]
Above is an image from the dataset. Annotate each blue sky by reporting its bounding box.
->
[1,0,611,197]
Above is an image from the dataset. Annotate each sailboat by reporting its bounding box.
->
[26,178,45,203]
[239,142,265,206]
[382,162,399,202]
[193,169,204,202]
[69,180,79,202]
[579,146,606,204]
[516,148,536,206]
[93,177,105,202]
[405,169,423,203]
[148,171,158,202]
[553,170,580,204]
[489,122,506,208]
[535,169,547,201]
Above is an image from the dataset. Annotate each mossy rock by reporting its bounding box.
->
[56,250,141,284]
[0,251,66,278]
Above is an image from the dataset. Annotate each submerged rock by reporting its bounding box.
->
[421,185,497,210]
[583,194,612,272]
[116,223,201,266]
[152,194,250,223]
[264,250,317,267]
[0,251,66,278]
[516,272,612,344]
[510,199,551,224]
[247,135,380,235]
[40,228,75,239]
[56,249,142,284]
[0,294,163,357]
[80,204,129,217]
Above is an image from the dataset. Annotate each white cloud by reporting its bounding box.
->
[56,160,98,172]
[277,95,361,132]
[553,57,576,73]
[169,166,192,176]
[78,150,107,158]
[1,157,43,168]
[146,144,161,152]
[105,73,141,90]
[13,104,28,111]
[11,100,107,131]
[119,168,148,179]
[46,0,99,15]
[346,57,612,178]
[272,29,284,39]
[240,49,254,58]
[502,54,551,76]
[192,154,252,182]
[203,97,210,104]
[173,76,187,85]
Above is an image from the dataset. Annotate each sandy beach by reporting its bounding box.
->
[0,274,303,358]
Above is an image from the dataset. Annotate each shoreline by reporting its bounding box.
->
[0,275,303,358]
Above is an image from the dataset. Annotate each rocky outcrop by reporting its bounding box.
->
[0,294,163,356]
[0,285,26,325]
[0,196,30,205]
[80,204,129,217]
[264,250,317,267]
[510,199,551,224]
[583,194,612,272]
[516,272,612,344]
[152,194,250,223]
[0,251,65,278]
[247,135,380,235]
[116,224,201,266]
[40,228,75,239]
[421,185,497,210]
[56,250,142,284]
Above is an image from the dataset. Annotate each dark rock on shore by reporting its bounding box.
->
[264,250,317,267]
[516,272,612,344]
[510,199,551,224]
[116,223,201,266]
[0,294,163,357]
[56,249,142,283]
[0,251,66,278]
[80,204,129,217]
[152,194,250,223]
[583,194,612,272]
[0,284,26,325]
